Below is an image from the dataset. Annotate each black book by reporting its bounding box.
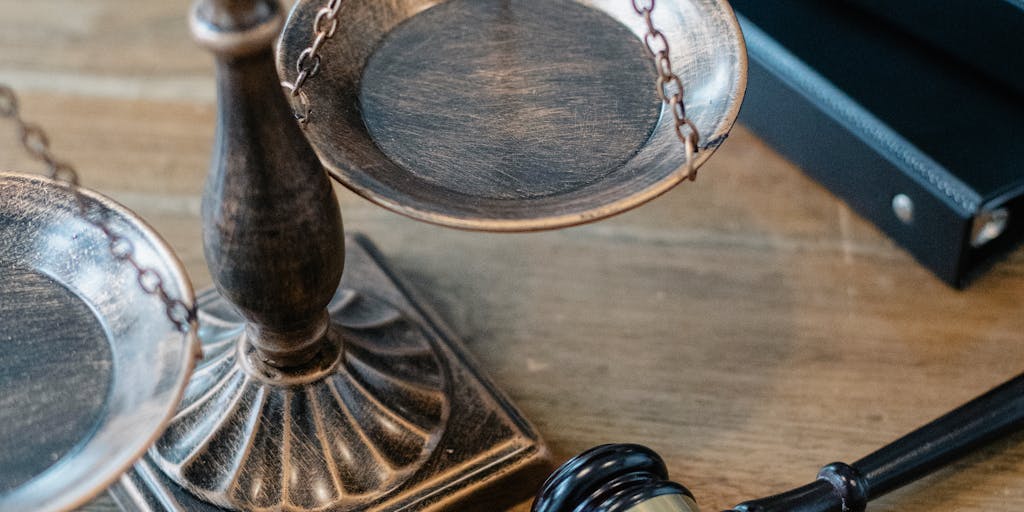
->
[732,0,1024,287]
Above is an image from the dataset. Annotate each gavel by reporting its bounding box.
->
[533,372,1024,512]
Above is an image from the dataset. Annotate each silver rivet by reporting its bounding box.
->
[892,194,914,225]
[971,208,1009,248]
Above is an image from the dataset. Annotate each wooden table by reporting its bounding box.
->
[2,2,1023,511]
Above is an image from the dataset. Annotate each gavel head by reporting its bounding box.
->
[532,444,700,512]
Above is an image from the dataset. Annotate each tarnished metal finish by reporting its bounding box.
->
[277,0,747,231]
[149,281,448,511]
[138,1,551,510]
[190,2,285,59]
[194,0,344,369]
[127,237,550,512]
[0,173,198,512]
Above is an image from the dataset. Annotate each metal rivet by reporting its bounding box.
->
[971,208,1009,248]
[892,194,914,225]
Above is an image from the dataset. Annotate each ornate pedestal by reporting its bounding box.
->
[112,236,549,511]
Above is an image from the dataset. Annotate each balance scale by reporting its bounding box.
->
[0,0,746,510]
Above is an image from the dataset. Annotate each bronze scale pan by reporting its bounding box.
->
[277,0,747,231]
[0,173,199,512]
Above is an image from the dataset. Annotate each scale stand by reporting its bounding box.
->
[110,1,549,510]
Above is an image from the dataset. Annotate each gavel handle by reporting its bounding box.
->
[732,371,1024,512]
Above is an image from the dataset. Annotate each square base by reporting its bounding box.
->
[110,234,550,511]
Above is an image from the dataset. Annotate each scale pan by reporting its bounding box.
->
[278,0,746,231]
[0,173,198,512]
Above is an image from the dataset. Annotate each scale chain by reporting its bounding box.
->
[281,0,343,123]
[0,84,197,333]
[632,0,700,180]
[283,0,701,179]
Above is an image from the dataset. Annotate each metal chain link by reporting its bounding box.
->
[281,0,344,123]
[632,0,700,180]
[0,84,197,333]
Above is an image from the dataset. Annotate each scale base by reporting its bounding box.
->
[110,235,549,512]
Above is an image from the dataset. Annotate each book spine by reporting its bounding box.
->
[738,16,978,286]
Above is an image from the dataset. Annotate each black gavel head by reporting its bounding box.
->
[532,444,699,512]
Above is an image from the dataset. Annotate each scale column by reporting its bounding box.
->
[191,0,344,370]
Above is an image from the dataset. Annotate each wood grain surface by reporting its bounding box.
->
[1,1,1023,511]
